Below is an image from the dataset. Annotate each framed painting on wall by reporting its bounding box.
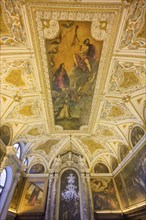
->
[18,177,48,213]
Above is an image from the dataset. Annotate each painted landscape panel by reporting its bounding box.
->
[46,21,103,130]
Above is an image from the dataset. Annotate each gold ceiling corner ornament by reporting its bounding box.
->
[101,101,135,121]
[13,94,22,102]
[5,69,26,87]
[120,71,140,89]
[81,139,103,155]
[35,139,59,155]
[27,128,40,136]
[17,124,47,141]
[122,95,131,103]
[2,96,7,102]
[6,100,42,120]
[19,105,34,116]
[102,129,114,137]
[109,106,125,118]
[1,59,35,92]
[95,124,122,140]
[108,60,145,94]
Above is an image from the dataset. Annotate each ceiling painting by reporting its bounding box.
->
[33,4,121,133]
[46,20,103,130]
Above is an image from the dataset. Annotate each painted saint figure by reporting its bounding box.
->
[26,184,43,206]
[73,38,97,73]
[52,63,70,92]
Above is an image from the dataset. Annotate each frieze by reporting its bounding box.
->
[28,1,122,9]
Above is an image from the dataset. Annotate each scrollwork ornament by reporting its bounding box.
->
[91,21,106,41]
[44,20,59,40]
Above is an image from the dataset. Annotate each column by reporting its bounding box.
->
[81,173,88,220]
[86,174,94,220]
[50,173,58,220]
[0,172,21,220]
[45,173,54,220]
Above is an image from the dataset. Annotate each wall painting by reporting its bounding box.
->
[94,163,109,173]
[115,145,146,209]
[130,126,145,147]
[91,178,120,211]
[0,125,11,146]
[29,163,45,174]
[18,178,47,213]
[9,177,25,211]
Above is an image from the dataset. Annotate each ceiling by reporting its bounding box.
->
[1,0,145,172]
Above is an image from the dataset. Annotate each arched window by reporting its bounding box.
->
[23,157,28,167]
[0,168,7,195]
[23,157,28,172]
[13,143,21,159]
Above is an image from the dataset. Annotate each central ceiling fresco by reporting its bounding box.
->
[46,20,103,130]
[30,1,122,133]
